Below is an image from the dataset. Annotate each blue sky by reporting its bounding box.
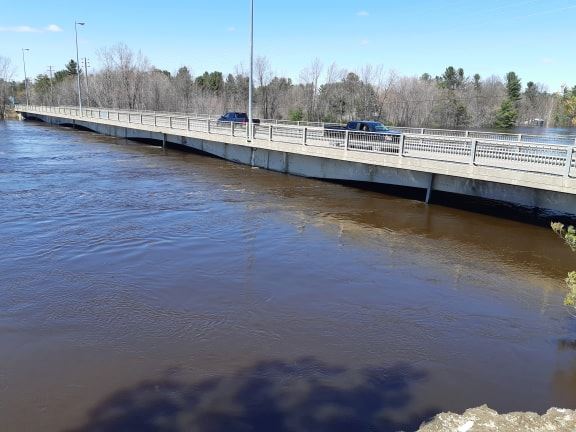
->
[1,0,574,91]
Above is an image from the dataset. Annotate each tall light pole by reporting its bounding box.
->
[21,48,30,106]
[74,21,85,113]
[248,0,254,141]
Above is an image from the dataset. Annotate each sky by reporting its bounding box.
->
[0,0,575,91]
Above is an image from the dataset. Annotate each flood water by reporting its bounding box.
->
[1,119,576,432]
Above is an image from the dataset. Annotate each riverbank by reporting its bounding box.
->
[419,405,576,431]
[2,109,19,119]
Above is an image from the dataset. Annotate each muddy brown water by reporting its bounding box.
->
[1,120,576,432]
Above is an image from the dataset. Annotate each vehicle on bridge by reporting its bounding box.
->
[218,112,260,124]
[324,121,401,151]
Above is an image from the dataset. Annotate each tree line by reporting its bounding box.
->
[1,44,576,128]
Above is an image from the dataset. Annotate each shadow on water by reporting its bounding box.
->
[67,358,437,432]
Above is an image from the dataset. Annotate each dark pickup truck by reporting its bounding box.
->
[324,121,401,151]
[218,112,260,124]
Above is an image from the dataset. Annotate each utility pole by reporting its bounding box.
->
[248,0,254,142]
[47,66,54,106]
[74,21,85,113]
[83,57,90,106]
[21,48,30,106]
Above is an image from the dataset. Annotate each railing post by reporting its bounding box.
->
[169,116,173,128]
[399,134,405,157]
[421,128,425,135]
[269,124,273,141]
[231,121,235,137]
[154,115,157,127]
[302,127,307,145]
[470,139,478,165]
[187,117,191,131]
[517,134,522,142]
[465,130,469,137]
[207,119,211,134]
[140,114,143,124]
[345,130,350,150]
[565,147,574,177]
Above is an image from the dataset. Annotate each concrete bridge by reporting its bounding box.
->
[15,105,576,216]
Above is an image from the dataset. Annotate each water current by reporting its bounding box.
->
[1,120,576,431]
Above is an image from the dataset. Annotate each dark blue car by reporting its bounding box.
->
[218,112,260,124]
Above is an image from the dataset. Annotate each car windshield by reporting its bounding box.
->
[372,124,389,132]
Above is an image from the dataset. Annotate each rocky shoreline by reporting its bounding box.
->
[418,405,576,431]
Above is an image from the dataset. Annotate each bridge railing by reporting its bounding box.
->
[31,105,576,146]
[16,105,576,180]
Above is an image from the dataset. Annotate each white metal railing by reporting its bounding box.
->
[15,105,576,180]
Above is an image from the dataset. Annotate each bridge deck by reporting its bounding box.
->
[15,105,576,196]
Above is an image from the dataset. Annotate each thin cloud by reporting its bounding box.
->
[541,57,555,65]
[0,26,41,33]
[227,26,236,32]
[360,38,370,45]
[356,10,369,17]
[46,24,63,32]
[0,24,63,33]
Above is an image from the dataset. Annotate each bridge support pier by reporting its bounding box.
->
[425,173,435,204]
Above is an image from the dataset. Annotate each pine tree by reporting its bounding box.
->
[494,71,522,128]
[65,60,79,76]
[505,71,521,102]
[494,99,518,128]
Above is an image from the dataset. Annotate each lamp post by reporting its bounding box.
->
[21,48,30,106]
[74,21,85,113]
[248,0,254,141]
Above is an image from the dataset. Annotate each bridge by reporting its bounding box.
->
[15,105,576,216]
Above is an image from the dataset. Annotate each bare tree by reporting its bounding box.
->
[96,43,150,109]
[23,42,572,129]
[0,56,15,119]
[299,58,323,121]
[254,56,273,118]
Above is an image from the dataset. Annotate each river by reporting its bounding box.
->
[1,120,575,432]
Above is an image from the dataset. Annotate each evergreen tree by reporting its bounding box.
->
[494,71,522,128]
[473,74,481,91]
[195,71,223,93]
[505,71,521,101]
[65,59,79,76]
[494,98,518,128]
[437,66,465,90]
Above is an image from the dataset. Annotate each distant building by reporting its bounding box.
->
[523,118,545,127]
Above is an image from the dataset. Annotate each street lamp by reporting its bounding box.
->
[74,21,85,113]
[21,48,30,106]
[248,0,254,141]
